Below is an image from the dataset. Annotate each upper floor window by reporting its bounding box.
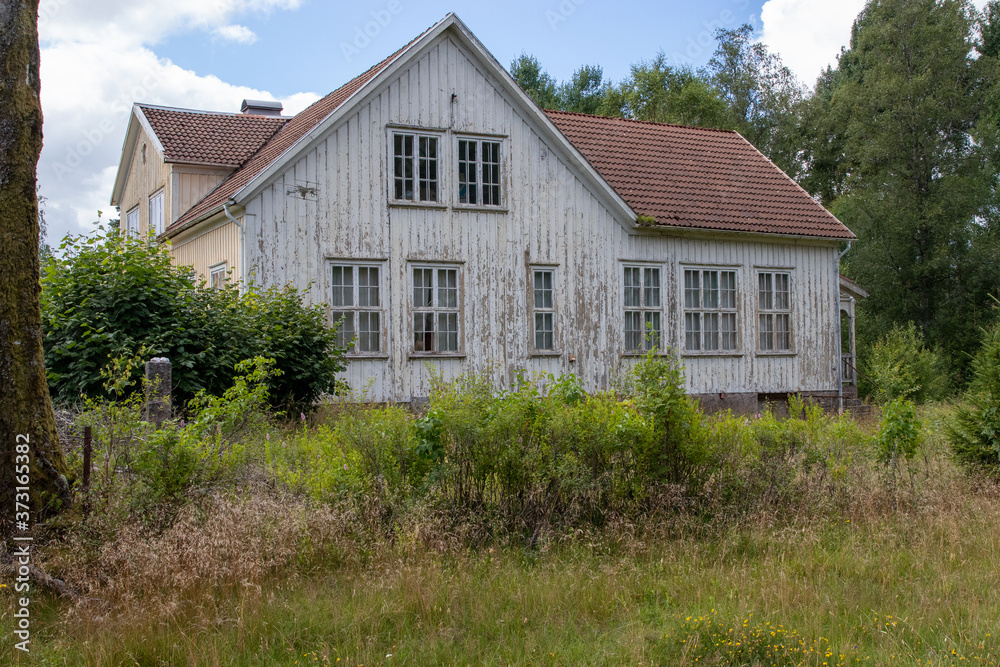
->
[684,268,738,352]
[531,268,556,352]
[125,206,139,237]
[149,189,164,236]
[331,263,383,355]
[758,271,792,352]
[457,138,502,206]
[393,132,439,203]
[412,265,461,354]
[624,265,661,352]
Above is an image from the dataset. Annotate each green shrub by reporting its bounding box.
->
[41,230,346,413]
[875,397,921,465]
[860,323,951,403]
[949,322,1000,470]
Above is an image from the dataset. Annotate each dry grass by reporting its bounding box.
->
[4,403,1000,665]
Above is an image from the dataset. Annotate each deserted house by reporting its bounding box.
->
[109,13,861,412]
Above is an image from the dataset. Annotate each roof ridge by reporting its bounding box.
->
[543,109,739,135]
[137,103,275,118]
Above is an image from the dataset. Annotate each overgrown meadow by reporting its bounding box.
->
[4,344,1000,666]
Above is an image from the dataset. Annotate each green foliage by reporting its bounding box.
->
[509,53,558,109]
[949,320,1000,469]
[556,65,605,115]
[40,230,346,413]
[875,398,921,465]
[860,323,951,403]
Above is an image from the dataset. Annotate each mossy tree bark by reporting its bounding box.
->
[0,0,70,536]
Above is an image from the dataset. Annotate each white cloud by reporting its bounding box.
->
[35,0,316,246]
[214,24,258,45]
[760,0,993,89]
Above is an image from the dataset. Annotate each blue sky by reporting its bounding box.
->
[38,0,914,246]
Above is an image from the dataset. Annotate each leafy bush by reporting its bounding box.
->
[41,231,346,413]
[875,397,921,465]
[860,323,951,403]
[949,322,1000,470]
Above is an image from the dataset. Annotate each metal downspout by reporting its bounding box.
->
[223,200,245,291]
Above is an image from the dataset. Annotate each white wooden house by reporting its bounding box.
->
[110,13,859,412]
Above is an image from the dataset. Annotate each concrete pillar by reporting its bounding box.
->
[145,357,172,426]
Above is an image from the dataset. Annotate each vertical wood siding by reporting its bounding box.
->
[169,220,241,283]
[119,125,171,234]
[242,34,841,402]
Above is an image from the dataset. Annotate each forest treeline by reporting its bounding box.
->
[511,0,1000,385]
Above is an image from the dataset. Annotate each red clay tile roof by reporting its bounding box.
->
[167,38,418,234]
[546,110,854,240]
[140,105,288,167]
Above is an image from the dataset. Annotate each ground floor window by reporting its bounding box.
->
[412,265,461,354]
[330,263,383,354]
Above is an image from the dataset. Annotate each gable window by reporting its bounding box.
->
[758,271,792,352]
[624,265,661,352]
[457,138,502,206]
[531,268,556,352]
[148,189,164,236]
[331,263,383,354]
[125,206,139,237]
[209,262,227,290]
[393,132,439,202]
[684,268,738,352]
[412,265,461,354]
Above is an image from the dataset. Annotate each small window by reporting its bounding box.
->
[331,264,383,354]
[125,206,140,237]
[393,132,439,202]
[457,138,502,206]
[624,265,661,352]
[412,265,461,354]
[209,263,227,290]
[148,189,164,236]
[531,268,556,351]
[758,271,792,352]
[684,268,738,352]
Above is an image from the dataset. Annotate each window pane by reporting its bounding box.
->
[458,139,477,204]
[759,313,774,351]
[703,270,719,309]
[333,311,355,350]
[439,312,459,352]
[331,266,354,307]
[358,266,379,307]
[721,313,738,351]
[685,312,700,351]
[418,136,438,202]
[776,313,790,350]
[775,273,790,310]
[413,268,433,307]
[438,269,458,308]
[624,267,641,307]
[684,270,700,309]
[414,312,434,352]
[704,312,719,351]
[759,273,773,310]
[644,268,661,307]
[721,271,737,309]
[482,141,501,206]
[535,312,554,350]
[359,311,380,353]
[534,270,553,309]
[625,311,643,351]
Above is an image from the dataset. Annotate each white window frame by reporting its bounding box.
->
[390,130,443,204]
[209,262,227,290]
[455,136,504,208]
[410,263,463,356]
[529,266,558,354]
[125,205,140,238]
[683,267,740,354]
[148,189,164,236]
[757,269,794,354]
[623,263,663,353]
[329,261,386,357]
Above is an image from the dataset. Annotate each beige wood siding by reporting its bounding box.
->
[119,125,171,235]
[241,33,841,403]
[172,167,233,223]
[169,219,241,285]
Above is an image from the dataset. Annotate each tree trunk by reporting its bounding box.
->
[0,0,70,536]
